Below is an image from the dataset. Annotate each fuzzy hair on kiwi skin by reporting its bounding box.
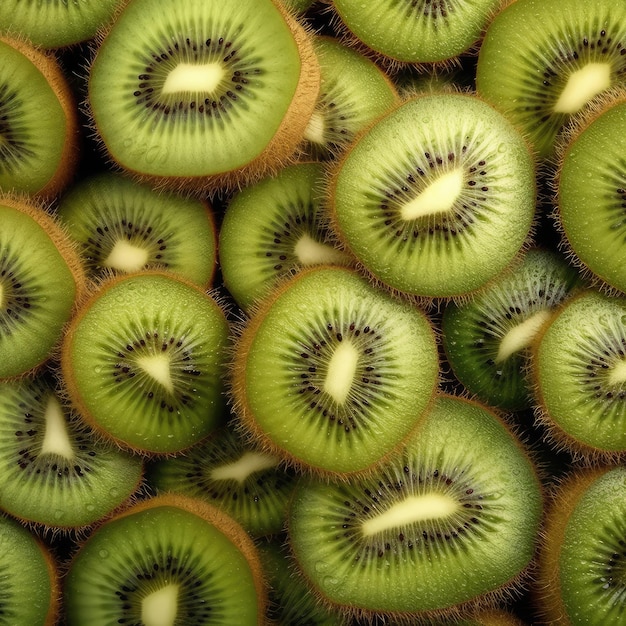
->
[551,86,626,297]
[85,0,322,195]
[324,89,539,309]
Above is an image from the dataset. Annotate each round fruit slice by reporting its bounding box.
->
[232,266,439,476]
[62,271,230,454]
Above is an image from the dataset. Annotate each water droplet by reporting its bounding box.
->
[498,144,507,153]
[323,576,339,587]
[86,504,95,512]
[94,365,102,373]
[99,549,109,559]
[315,561,328,573]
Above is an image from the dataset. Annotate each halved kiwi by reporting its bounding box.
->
[61,271,230,455]
[231,265,439,476]
[287,394,543,621]
[88,0,320,191]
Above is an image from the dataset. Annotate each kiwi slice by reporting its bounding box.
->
[0,373,143,529]
[219,162,352,311]
[555,89,626,294]
[537,465,626,625]
[329,92,536,299]
[301,36,399,160]
[329,0,503,65]
[231,265,439,476]
[0,35,78,197]
[61,271,230,455]
[0,0,123,49]
[56,172,218,287]
[148,424,295,537]
[64,493,267,625]
[88,0,320,191]
[442,248,580,411]
[532,289,626,458]
[287,394,543,620]
[0,195,85,381]
[0,514,59,625]
[476,0,626,159]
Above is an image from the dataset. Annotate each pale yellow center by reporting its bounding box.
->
[136,354,174,394]
[103,239,150,273]
[323,340,359,404]
[0,281,4,308]
[304,110,326,145]
[496,309,553,363]
[553,63,611,114]
[162,62,224,95]
[401,168,464,221]
[141,584,179,626]
[608,359,626,387]
[210,451,279,484]
[361,493,459,537]
[294,233,349,266]
[41,396,74,459]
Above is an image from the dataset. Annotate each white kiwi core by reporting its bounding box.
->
[496,309,552,363]
[294,233,347,266]
[210,451,279,483]
[41,396,74,459]
[608,359,626,387]
[162,62,225,95]
[304,110,326,145]
[323,340,359,404]
[400,168,464,220]
[136,354,174,393]
[141,583,179,626]
[361,493,459,537]
[0,281,4,308]
[103,239,150,272]
[553,63,611,114]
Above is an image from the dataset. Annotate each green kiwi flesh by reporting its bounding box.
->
[219,162,351,311]
[0,374,143,529]
[232,265,439,476]
[62,272,230,455]
[56,172,218,287]
[442,248,580,411]
[532,289,626,455]
[477,0,626,159]
[64,494,267,625]
[287,394,542,619]
[556,92,626,294]
[330,92,536,299]
[148,425,295,537]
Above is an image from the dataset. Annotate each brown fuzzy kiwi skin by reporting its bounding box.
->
[59,270,231,458]
[324,89,539,310]
[62,493,268,624]
[228,263,440,482]
[551,86,626,297]
[283,393,545,626]
[0,34,80,199]
[0,193,88,382]
[85,0,321,195]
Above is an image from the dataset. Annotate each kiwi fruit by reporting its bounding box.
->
[329,0,504,66]
[148,424,295,537]
[87,0,321,191]
[0,35,78,197]
[329,91,536,300]
[531,289,626,459]
[219,161,352,311]
[61,271,230,455]
[536,465,626,625]
[64,493,267,625]
[0,513,59,625]
[442,248,581,411]
[287,394,543,621]
[56,171,218,287]
[554,88,626,294]
[0,195,85,381]
[231,265,439,476]
[476,0,626,159]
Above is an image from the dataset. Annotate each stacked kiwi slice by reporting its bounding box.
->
[4,0,626,623]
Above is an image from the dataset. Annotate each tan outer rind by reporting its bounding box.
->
[0,34,79,199]
[533,468,607,626]
[88,0,321,195]
[39,535,62,626]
